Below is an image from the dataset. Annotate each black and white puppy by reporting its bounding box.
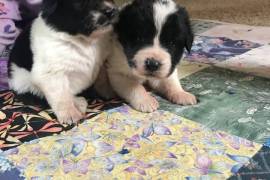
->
[8,0,118,124]
[106,0,197,112]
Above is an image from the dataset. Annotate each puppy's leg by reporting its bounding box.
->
[149,69,197,105]
[109,73,159,112]
[74,96,88,114]
[94,66,116,99]
[33,74,85,125]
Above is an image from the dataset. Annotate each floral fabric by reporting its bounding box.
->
[0,58,7,90]
[0,90,122,151]
[187,36,262,63]
[186,20,270,79]
[0,106,261,179]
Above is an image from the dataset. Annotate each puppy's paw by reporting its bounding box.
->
[168,91,197,106]
[74,96,88,114]
[56,104,84,125]
[131,94,159,113]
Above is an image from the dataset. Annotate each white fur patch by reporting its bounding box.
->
[153,0,177,35]
[9,64,42,96]
[153,0,177,48]
[29,16,112,95]
[104,1,115,9]
[92,12,102,24]
[133,46,171,78]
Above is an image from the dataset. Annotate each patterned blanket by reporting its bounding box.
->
[0,105,263,179]
[188,20,270,79]
[0,6,270,179]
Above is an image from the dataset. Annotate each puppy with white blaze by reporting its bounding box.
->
[107,0,197,112]
[8,0,118,124]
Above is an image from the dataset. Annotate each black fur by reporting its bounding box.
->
[8,25,33,77]
[114,0,157,63]
[160,7,194,73]
[41,0,118,36]
[114,0,194,76]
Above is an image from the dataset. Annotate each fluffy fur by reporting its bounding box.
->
[105,0,197,112]
[8,0,118,124]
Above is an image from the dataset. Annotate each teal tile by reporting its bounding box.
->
[158,67,270,144]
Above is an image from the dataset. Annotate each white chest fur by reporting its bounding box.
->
[30,17,112,94]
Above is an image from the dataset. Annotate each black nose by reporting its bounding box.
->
[104,7,118,19]
[145,58,161,72]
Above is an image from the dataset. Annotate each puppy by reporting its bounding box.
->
[106,0,197,112]
[8,0,118,124]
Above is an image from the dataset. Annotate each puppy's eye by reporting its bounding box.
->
[136,37,144,42]
[169,41,176,47]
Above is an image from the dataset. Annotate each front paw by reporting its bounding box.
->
[168,91,197,106]
[55,104,85,125]
[131,94,159,113]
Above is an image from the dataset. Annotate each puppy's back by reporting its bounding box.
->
[8,24,33,77]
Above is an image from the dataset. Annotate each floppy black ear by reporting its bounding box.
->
[184,23,194,53]
[133,0,154,6]
[177,6,194,53]
[41,0,59,18]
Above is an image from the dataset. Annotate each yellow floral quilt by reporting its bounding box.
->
[2,106,261,179]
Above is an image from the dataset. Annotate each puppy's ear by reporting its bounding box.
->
[133,0,154,5]
[184,24,194,53]
[41,0,59,18]
[134,0,148,3]
[177,6,194,53]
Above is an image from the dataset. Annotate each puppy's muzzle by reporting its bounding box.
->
[145,58,162,72]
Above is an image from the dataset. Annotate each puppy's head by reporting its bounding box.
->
[115,0,193,79]
[41,0,118,36]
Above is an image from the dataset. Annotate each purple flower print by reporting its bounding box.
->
[142,124,154,138]
[195,154,213,175]
[124,160,153,176]
[124,135,141,149]
[94,142,114,156]
[142,124,172,138]
[154,125,172,135]
[62,159,91,175]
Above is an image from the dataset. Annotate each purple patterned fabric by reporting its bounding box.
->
[0,0,41,90]
[0,0,21,20]
[0,0,21,54]
[186,36,262,64]
[0,58,7,90]
[0,0,20,90]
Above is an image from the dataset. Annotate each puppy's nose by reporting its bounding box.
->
[145,58,161,72]
[104,7,118,19]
